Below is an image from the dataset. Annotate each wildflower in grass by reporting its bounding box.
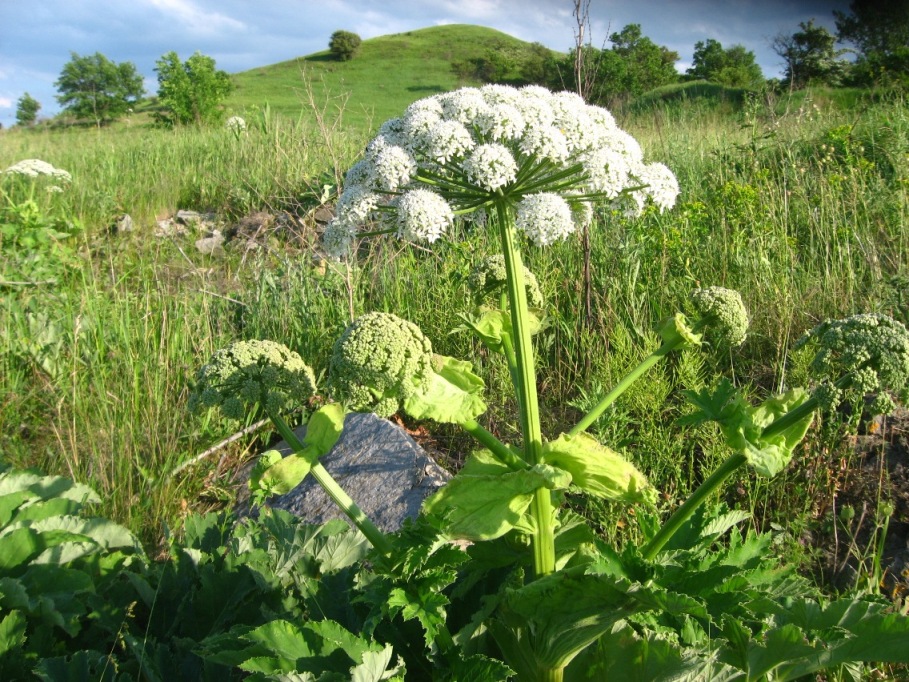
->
[3,159,71,183]
[189,339,317,419]
[226,116,246,132]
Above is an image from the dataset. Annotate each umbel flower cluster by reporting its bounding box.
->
[323,84,679,258]
[188,339,317,419]
[797,312,909,413]
[468,254,544,309]
[3,159,72,183]
[329,312,434,417]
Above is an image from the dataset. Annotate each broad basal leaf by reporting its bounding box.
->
[422,461,555,540]
[404,355,486,424]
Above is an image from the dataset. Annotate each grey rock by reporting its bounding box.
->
[313,206,335,224]
[175,209,202,225]
[116,214,133,233]
[195,230,225,255]
[237,412,450,532]
[154,219,187,238]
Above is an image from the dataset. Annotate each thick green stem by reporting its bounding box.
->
[495,199,555,579]
[641,453,747,560]
[461,418,526,471]
[269,411,393,556]
[641,386,832,560]
[569,340,679,437]
[539,667,564,682]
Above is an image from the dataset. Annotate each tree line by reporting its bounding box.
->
[14,50,233,129]
[12,0,908,128]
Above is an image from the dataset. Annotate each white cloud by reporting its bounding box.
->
[146,0,245,34]
[0,97,12,109]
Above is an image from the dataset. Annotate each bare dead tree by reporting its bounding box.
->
[572,0,595,333]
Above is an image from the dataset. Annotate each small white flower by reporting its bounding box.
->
[518,125,569,164]
[516,193,575,246]
[323,218,356,260]
[372,144,416,191]
[396,188,453,243]
[439,89,491,124]
[476,103,525,142]
[423,119,475,164]
[582,147,633,198]
[45,185,65,194]
[337,185,382,224]
[377,117,408,147]
[463,143,518,191]
[344,159,374,190]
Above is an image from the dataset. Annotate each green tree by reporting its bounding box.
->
[687,39,764,88]
[15,93,40,126]
[772,20,849,89]
[607,24,680,97]
[835,0,909,88]
[54,52,144,127]
[154,51,233,126]
[329,30,362,61]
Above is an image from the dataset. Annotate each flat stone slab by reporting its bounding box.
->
[236,412,450,532]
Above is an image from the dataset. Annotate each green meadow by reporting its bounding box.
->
[2,23,909,679]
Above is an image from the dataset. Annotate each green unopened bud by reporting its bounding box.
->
[189,340,317,419]
[467,254,544,309]
[691,286,749,348]
[658,312,702,348]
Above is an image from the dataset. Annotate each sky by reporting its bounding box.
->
[0,0,851,127]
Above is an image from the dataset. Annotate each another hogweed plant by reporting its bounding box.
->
[190,86,909,680]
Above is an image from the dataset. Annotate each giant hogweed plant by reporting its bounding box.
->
[191,86,909,680]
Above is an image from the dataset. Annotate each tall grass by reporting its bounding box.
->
[1,87,907,549]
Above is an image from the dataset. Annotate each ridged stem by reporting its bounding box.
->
[269,411,393,556]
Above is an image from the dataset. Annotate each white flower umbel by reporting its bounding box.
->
[396,188,453,243]
[226,116,247,132]
[516,193,575,246]
[322,84,679,258]
[3,159,72,182]
[463,143,518,192]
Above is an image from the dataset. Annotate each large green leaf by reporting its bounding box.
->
[542,433,656,503]
[404,355,486,424]
[0,610,26,657]
[497,565,634,670]
[304,403,345,453]
[727,388,814,478]
[0,527,42,572]
[422,454,555,540]
[350,645,404,682]
[20,516,140,553]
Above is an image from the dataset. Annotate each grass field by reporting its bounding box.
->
[2,26,908,569]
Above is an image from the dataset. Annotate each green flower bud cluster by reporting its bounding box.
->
[189,340,317,420]
[691,286,749,348]
[329,312,434,417]
[467,254,544,309]
[797,313,909,412]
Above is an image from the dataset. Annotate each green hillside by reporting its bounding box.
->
[226,24,559,133]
